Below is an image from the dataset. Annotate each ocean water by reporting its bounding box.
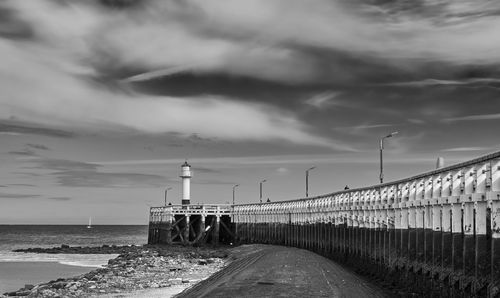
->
[0,225,148,266]
[0,225,148,293]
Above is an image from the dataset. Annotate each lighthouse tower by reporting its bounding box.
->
[180,161,192,205]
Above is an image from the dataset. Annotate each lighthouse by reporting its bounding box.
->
[180,161,192,205]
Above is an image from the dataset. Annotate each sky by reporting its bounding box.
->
[1,0,500,224]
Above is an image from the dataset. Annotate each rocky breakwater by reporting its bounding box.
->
[13,244,142,254]
[2,245,229,297]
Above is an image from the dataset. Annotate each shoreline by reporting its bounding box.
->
[1,245,230,297]
[0,261,99,294]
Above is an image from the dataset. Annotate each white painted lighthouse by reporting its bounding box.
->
[180,161,192,205]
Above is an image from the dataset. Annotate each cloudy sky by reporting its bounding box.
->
[1,0,500,224]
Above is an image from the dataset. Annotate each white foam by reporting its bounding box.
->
[0,251,118,268]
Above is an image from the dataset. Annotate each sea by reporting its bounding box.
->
[0,225,148,293]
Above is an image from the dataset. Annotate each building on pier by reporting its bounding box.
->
[148,162,235,246]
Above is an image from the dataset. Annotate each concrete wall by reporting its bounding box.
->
[232,151,500,297]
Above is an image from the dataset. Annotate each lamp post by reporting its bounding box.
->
[306,166,316,197]
[164,187,172,206]
[380,131,398,184]
[232,184,239,205]
[259,180,267,203]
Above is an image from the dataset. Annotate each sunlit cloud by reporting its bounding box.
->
[304,92,340,109]
[441,147,491,152]
[443,113,500,122]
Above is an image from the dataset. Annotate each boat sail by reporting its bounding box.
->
[87,217,92,229]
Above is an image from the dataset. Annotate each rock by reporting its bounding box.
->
[61,244,70,249]
[182,280,190,284]
[197,259,208,265]
[14,290,30,296]
[89,285,96,290]
[23,284,34,290]
[51,282,67,289]
[168,278,182,285]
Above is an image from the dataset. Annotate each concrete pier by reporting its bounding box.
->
[148,150,500,296]
[230,150,500,296]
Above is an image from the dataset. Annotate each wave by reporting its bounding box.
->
[0,251,118,268]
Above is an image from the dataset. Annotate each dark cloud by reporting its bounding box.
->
[27,143,50,150]
[12,172,43,177]
[0,5,34,39]
[8,149,37,156]
[192,167,219,174]
[8,144,49,157]
[194,179,236,185]
[19,156,169,188]
[47,196,71,201]
[29,159,100,171]
[98,0,144,9]
[0,120,74,138]
[130,72,321,109]
[0,192,40,199]
[52,170,168,188]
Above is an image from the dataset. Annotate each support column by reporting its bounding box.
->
[441,203,453,275]
[474,201,489,294]
[197,216,206,244]
[451,202,464,286]
[491,199,500,296]
[214,216,220,246]
[431,204,442,274]
[463,201,475,286]
[166,214,172,245]
[183,215,190,245]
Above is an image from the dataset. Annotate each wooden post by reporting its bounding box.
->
[183,215,190,245]
[214,216,220,246]
[166,214,172,245]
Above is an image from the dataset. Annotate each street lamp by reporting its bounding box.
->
[259,179,267,203]
[306,166,316,197]
[232,184,239,205]
[164,187,172,206]
[380,131,398,184]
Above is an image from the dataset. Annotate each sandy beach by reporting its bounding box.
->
[1,245,228,297]
[0,262,98,294]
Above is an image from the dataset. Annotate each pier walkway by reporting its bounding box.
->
[178,244,388,298]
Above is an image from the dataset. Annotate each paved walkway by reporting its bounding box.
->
[177,245,389,298]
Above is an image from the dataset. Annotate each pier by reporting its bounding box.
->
[148,150,500,296]
[148,204,234,246]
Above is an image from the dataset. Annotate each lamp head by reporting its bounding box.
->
[385,131,399,138]
[307,166,316,171]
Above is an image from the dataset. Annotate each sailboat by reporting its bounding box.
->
[87,217,92,229]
